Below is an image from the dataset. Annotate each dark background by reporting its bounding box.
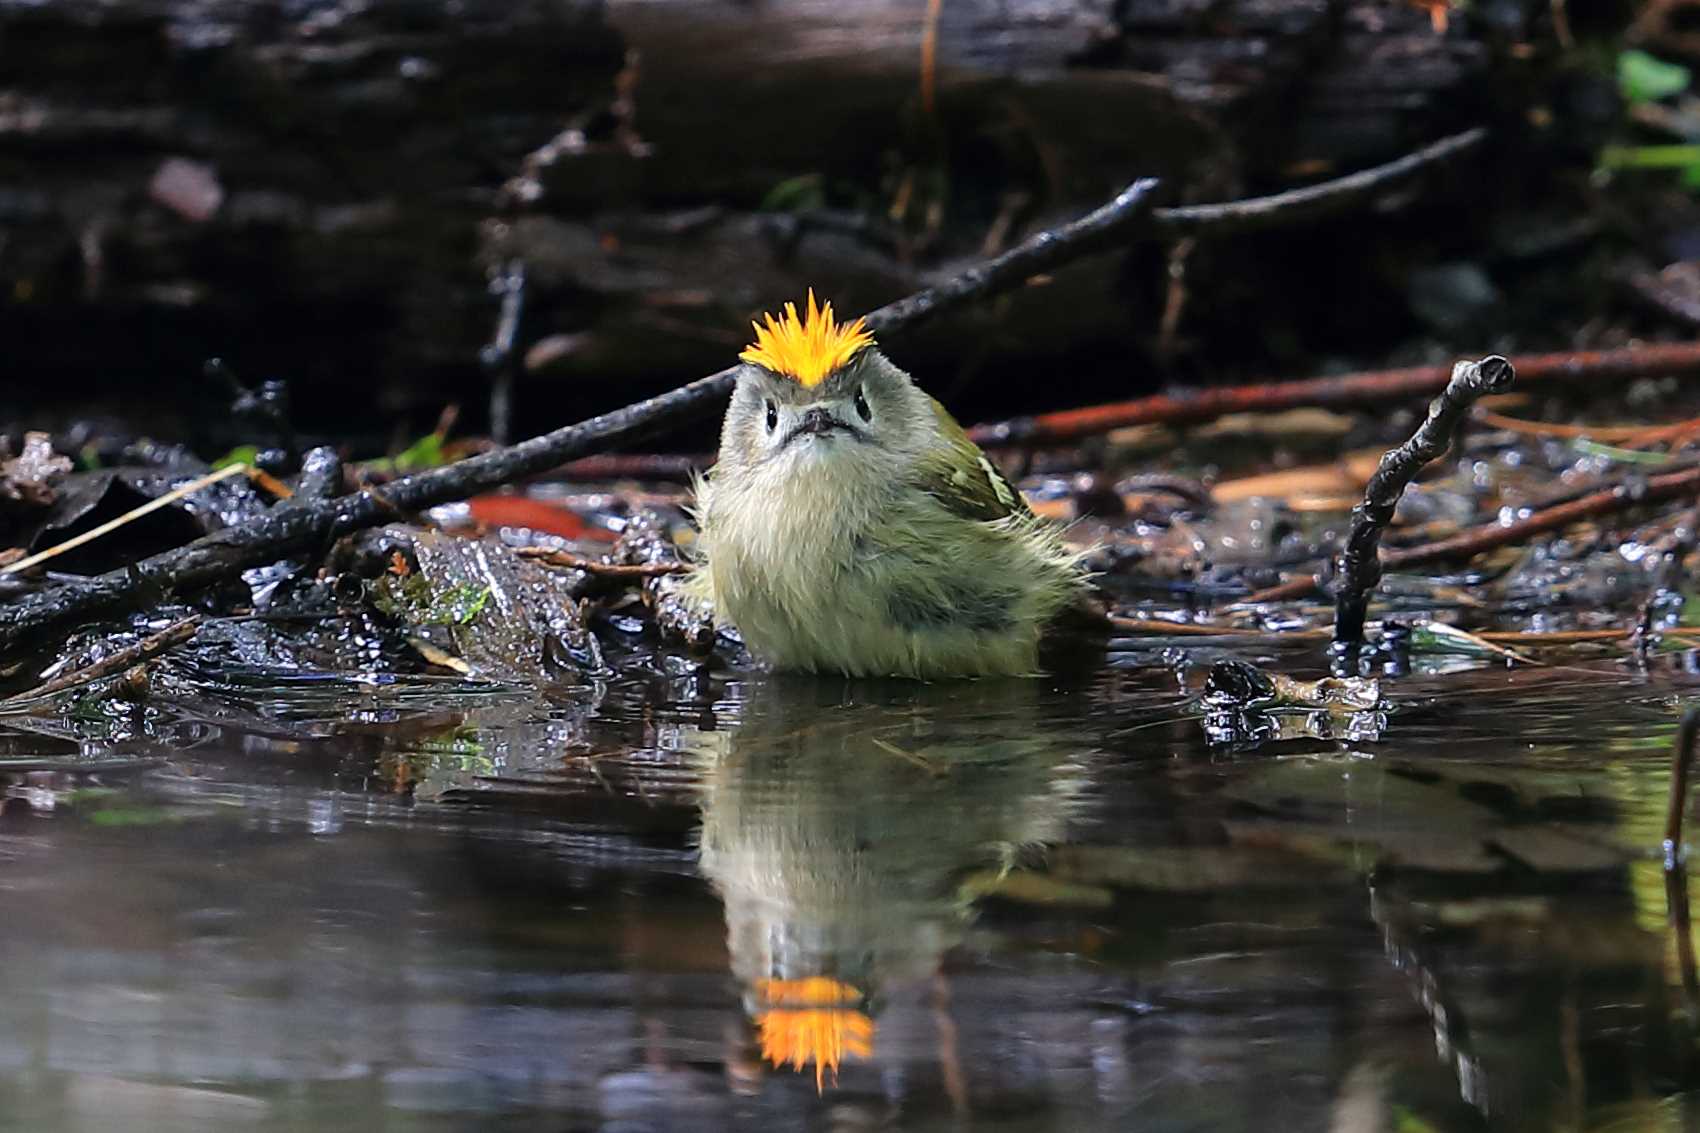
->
[0,0,1664,454]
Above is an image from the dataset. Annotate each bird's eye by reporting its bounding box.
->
[854,386,872,422]
[764,400,778,432]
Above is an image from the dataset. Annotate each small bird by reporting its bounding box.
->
[688,291,1087,678]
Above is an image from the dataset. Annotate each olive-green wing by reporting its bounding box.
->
[908,397,1031,523]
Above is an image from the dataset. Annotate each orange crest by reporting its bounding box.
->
[754,977,874,1091]
[739,290,874,388]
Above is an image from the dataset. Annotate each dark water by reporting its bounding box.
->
[1,646,1697,1132]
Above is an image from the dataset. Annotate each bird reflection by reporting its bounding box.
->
[685,677,1090,1090]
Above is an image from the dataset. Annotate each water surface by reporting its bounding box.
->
[0,647,1696,1132]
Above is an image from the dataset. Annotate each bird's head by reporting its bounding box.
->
[719,291,934,481]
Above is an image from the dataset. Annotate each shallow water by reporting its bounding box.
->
[2,646,1699,1132]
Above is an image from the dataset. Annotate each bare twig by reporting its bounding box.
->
[558,453,711,481]
[1333,357,1515,663]
[0,614,201,711]
[1474,408,1700,444]
[516,546,689,578]
[1235,462,1700,610]
[859,178,1159,335]
[1,463,250,576]
[970,340,1700,447]
[1148,127,1484,238]
[1110,620,1695,646]
[1667,862,1700,1016]
[1385,463,1700,569]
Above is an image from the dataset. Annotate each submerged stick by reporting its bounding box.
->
[1332,356,1515,662]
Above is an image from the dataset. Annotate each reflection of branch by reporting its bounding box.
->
[1370,885,1491,1115]
[1667,866,1700,1019]
[932,973,970,1117]
[1664,711,1699,1018]
[1664,705,1700,857]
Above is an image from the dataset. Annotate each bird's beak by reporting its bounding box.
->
[797,407,847,436]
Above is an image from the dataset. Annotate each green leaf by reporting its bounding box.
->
[87,806,180,827]
[392,431,446,472]
[760,173,826,213]
[1393,1106,1444,1133]
[454,585,492,625]
[1599,144,1700,170]
[1573,437,1671,465]
[1620,50,1691,104]
[213,444,258,470]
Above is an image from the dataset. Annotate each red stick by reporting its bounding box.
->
[967,341,1700,447]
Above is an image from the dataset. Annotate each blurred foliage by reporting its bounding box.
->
[213,444,259,471]
[1620,49,1691,104]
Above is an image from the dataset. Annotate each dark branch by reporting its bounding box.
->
[1331,355,1515,667]
[861,177,1159,334]
[1149,127,1486,238]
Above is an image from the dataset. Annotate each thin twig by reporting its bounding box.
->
[1108,617,1328,639]
[0,463,250,576]
[1149,128,1485,238]
[919,0,943,118]
[1333,357,1515,662]
[1385,462,1700,569]
[0,614,201,711]
[860,178,1159,335]
[516,546,690,578]
[1109,620,1700,646]
[558,453,711,481]
[1243,463,1700,604]
[1231,576,1325,607]
[1473,408,1700,444]
[970,340,1700,447]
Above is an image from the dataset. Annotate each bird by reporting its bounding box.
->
[686,291,1088,678]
